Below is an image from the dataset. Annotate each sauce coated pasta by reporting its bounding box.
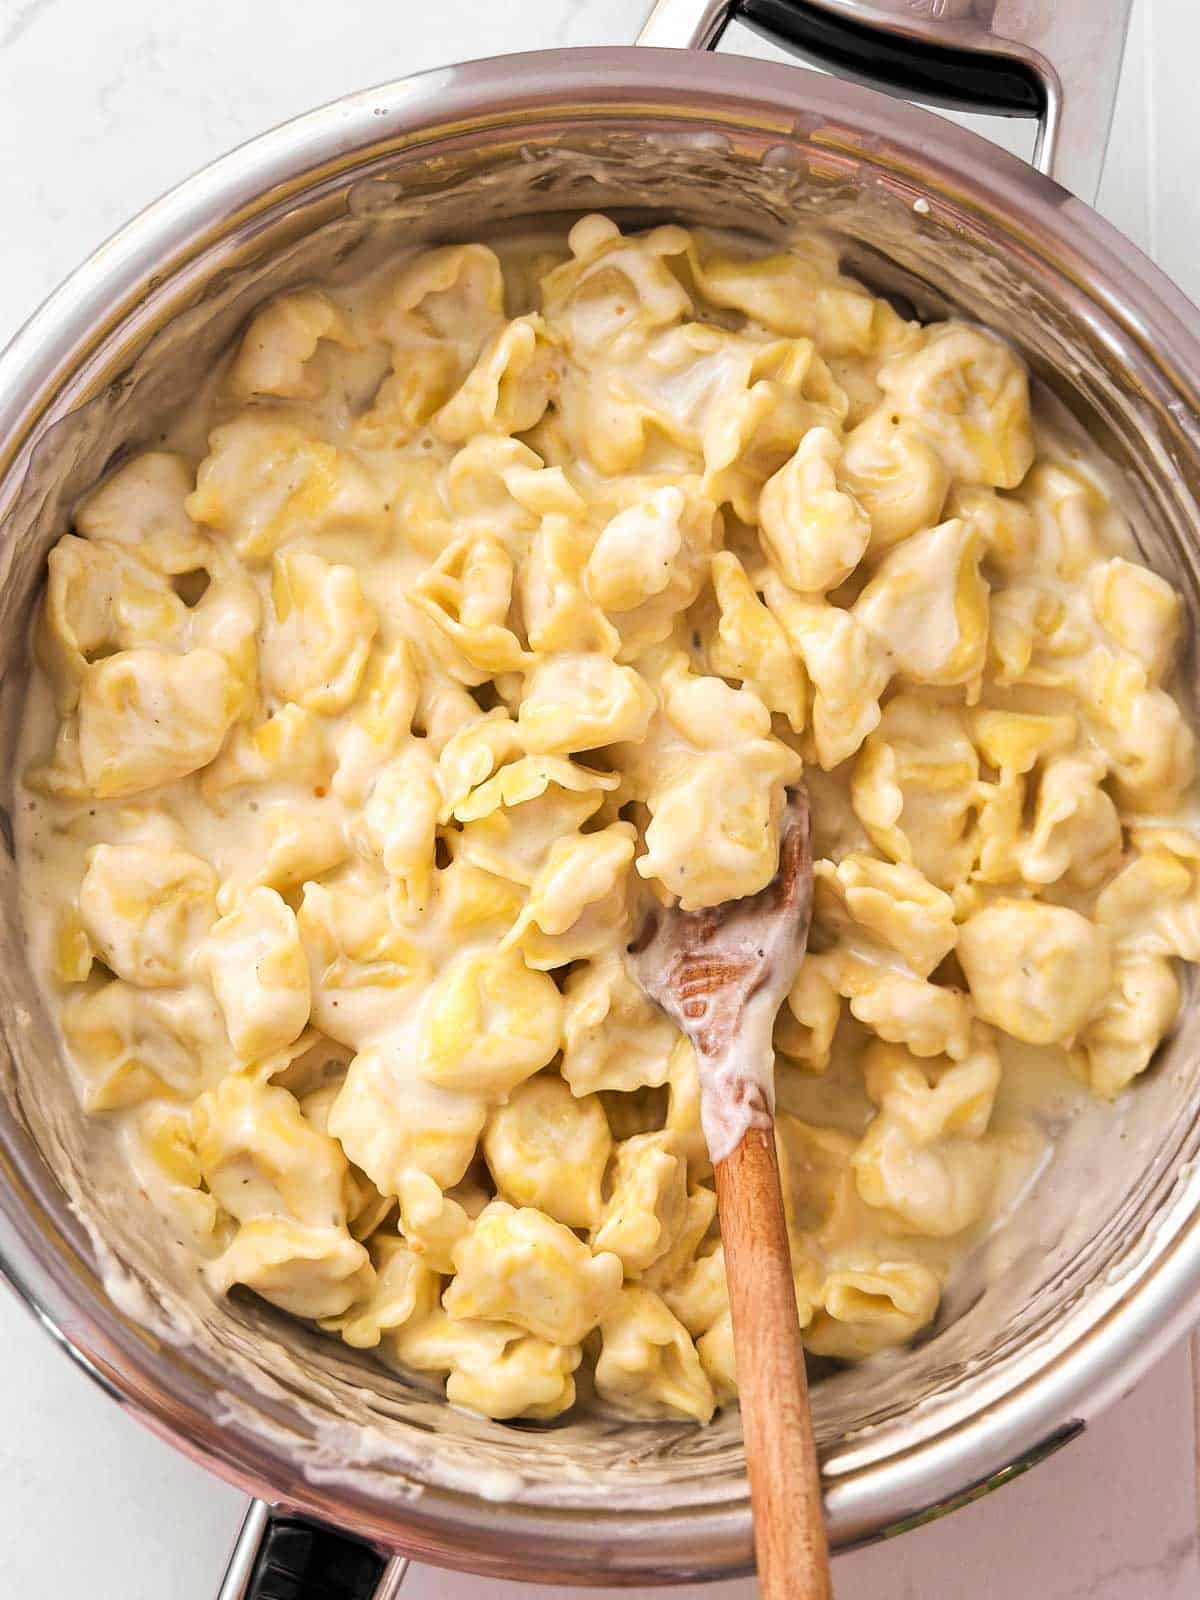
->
[16,215,1200,1424]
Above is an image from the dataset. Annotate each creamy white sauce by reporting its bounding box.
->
[6,171,1199,1502]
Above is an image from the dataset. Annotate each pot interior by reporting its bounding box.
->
[1,60,1200,1576]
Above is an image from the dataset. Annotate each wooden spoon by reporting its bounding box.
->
[630,787,830,1600]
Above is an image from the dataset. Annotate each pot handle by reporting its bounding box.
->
[637,0,1133,202]
[217,1499,410,1600]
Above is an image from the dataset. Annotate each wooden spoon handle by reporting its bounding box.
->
[715,1127,832,1600]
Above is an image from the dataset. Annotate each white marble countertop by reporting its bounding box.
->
[1,1,1199,1595]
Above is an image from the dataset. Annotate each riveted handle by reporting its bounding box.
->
[217,1501,409,1600]
[637,0,1133,201]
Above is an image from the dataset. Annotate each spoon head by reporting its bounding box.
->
[628,786,813,1058]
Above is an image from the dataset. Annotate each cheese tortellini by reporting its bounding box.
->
[20,215,1200,1426]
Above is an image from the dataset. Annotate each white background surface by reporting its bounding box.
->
[2,1,1199,1595]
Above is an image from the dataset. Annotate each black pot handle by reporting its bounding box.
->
[218,1500,409,1600]
[637,0,1133,202]
[737,0,1043,118]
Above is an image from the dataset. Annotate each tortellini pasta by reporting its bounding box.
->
[322,1236,438,1350]
[412,536,531,684]
[1021,753,1122,890]
[228,288,356,402]
[482,1075,611,1228]
[958,901,1111,1046]
[839,408,950,551]
[208,1218,373,1320]
[815,853,957,978]
[853,1033,1000,1237]
[417,947,563,1096]
[79,646,239,799]
[1090,556,1181,684]
[517,652,656,754]
[298,880,429,1046]
[186,413,384,562]
[37,535,189,714]
[201,702,333,808]
[591,1131,689,1276]
[204,887,311,1063]
[262,549,377,713]
[78,844,216,987]
[561,953,679,1096]
[21,214,1200,1426]
[503,822,635,968]
[595,1286,715,1424]
[444,1201,623,1345]
[192,1074,350,1228]
[877,322,1035,489]
[443,1334,582,1422]
[431,313,556,444]
[708,551,807,732]
[357,743,440,915]
[72,450,214,576]
[764,578,890,769]
[851,694,979,889]
[758,427,870,593]
[854,518,988,693]
[63,981,230,1110]
[585,484,720,657]
[633,659,803,908]
[329,1046,486,1200]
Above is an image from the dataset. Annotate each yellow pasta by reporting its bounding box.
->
[19,214,1200,1425]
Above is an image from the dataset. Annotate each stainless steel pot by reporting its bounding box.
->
[2,2,1200,1595]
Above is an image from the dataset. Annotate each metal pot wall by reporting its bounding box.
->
[2,2,1199,1595]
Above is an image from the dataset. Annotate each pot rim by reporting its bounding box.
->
[3,44,1200,1584]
